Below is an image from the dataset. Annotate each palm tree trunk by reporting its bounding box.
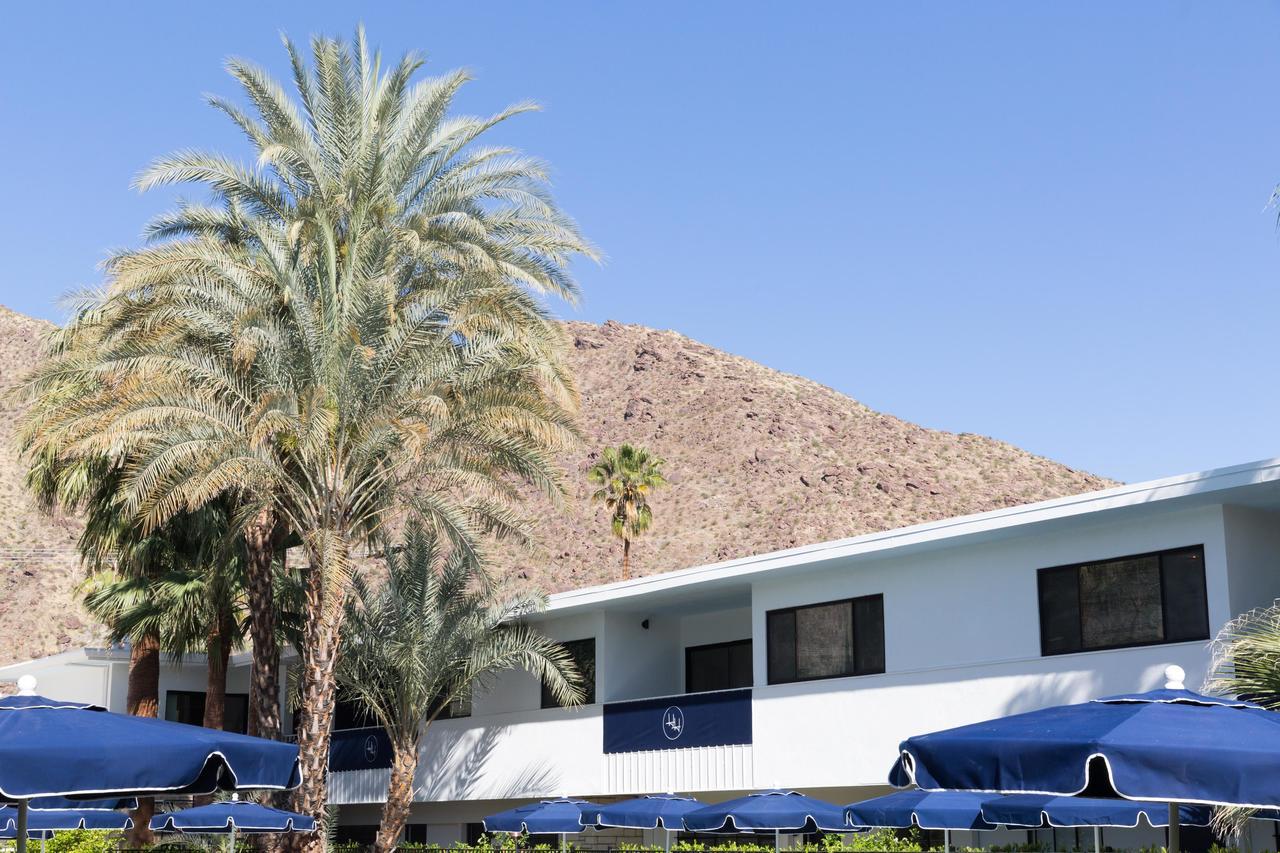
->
[126,633,160,716]
[203,612,233,731]
[126,633,160,847]
[245,507,281,741]
[374,738,420,853]
[622,537,631,580]
[288,540,350,853]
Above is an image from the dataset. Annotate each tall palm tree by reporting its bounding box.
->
[337,522,582,853]
[588,444,667,578]
[20,28,594,845]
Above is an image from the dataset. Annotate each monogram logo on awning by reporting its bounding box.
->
[364,734,380,763]
[662,706,685,741]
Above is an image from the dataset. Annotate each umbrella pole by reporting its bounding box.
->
[560,832,565,853]
[15,799,28,853]
[1094,825,1100,853]
[665,828,672,853]
[944,829,950,853]
[775,828,780,853]
[1168,803,1180,853]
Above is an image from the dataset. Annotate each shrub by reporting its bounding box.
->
[44,830,122,853]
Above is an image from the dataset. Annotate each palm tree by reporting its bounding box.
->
[1202,604,1280,840]
[1206,604,1280,705]
[20,28,594,845]
[337,522,582,853]
[18,454,191,848]
[588,444,668,578]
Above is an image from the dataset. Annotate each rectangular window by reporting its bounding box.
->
[542,638,595,708]
[333,694,378,731]
[685,639,753,693]
[434,692,471,720]
[1038,545,1209,655]
[163,690,249,734]
[766,594,885,684]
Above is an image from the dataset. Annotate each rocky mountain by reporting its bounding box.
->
[0,306,1114,667]
[0,307,100,665]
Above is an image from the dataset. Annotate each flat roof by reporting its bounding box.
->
[6,457,1280,671]
[541,455,1280,617]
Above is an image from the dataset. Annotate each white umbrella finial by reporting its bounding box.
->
[1164,664,1186,690]
[16,675,37,696]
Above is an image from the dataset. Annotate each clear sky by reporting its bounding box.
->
[2,2,1278,483]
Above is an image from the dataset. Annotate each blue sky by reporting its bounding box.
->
[2,2,1278,483]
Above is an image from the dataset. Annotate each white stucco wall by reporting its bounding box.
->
[749,504,1229,680]
[600,610,682,701]
[1221,504,1280,616]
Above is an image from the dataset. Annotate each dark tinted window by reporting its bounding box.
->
[1037,545,1208,655]
[686,639,753,693]
[853,595,886,675]
[766,594,885,684]
[766,610,797,682]
[163,690,248,734]
[1162,549,1210,642]
[1039,566,1083,655]
[542,638,595,708]
[333,694,378,731]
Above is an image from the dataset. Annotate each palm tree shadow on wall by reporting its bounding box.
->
[415,724,564,802]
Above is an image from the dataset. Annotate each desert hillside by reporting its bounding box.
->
[0,306,1114,667]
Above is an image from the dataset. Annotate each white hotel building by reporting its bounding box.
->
[6,457,1280,851]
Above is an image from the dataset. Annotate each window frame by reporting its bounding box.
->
[765,593,885,685]
[542,637,595,709]
[1036,544,1209,657]
[684,638,753,694]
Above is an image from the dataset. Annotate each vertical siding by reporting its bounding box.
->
[330,768,393,805]
[604,744,754,794]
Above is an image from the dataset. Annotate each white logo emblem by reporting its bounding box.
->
[364,734,380,763]
[662,706,685,741]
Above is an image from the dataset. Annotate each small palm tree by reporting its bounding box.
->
[1203,604,1280,839]
[336,522,582,853]
[588,444,667,579]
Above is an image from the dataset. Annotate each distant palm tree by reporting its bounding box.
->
[337,522,582,853]
[588,444,667,579]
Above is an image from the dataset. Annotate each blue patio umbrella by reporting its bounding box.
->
[683,790,846,853]
[0,676,301,853]
[0,806,133,832]
[888,665,1278,851]
[980,795,1213,829]
[981,794,1214,853]
[845,790,996,831]
[152,798,316,852]
[0,805,133,853]
[484,798,601,851]
[583,794,703,852]
[845,789,993,851]
[151,800,316,833]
